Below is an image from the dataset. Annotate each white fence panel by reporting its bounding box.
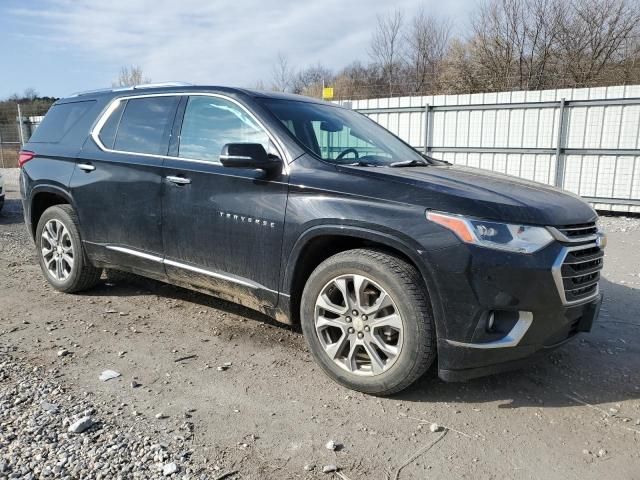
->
[343,84,640,213]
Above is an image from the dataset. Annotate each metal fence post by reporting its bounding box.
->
[17,103,26,146]
[423,103,432,154]
[0,129,4,168]
[554,98,567,188]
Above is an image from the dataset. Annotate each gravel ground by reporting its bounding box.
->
[1,173,640,479]
[0,347,206,479]
[0,169,20,189]
[598,215,640,233]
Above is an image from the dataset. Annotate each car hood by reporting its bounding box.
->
[345,164,597,226]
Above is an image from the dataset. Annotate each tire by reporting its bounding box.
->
[35,205,102,293]
[301,249,436,395]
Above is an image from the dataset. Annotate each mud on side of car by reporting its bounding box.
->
[20,84,605,395]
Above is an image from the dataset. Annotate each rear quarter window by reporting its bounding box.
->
[28,100,96,143]
[97,101,125,149]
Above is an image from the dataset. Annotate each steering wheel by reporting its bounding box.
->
[335,148,359,161]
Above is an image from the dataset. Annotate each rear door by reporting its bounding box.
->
[161,94,289,308]
[70,95,180,276]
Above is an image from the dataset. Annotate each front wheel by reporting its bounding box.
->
[35,205,102,293]
[300,249,436,395]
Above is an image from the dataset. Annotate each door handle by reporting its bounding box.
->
[166,175,191,185]
[78,163,96,172]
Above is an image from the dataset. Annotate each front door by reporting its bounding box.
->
[161,95,289,308]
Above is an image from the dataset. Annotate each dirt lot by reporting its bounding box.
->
[1,170,639,479]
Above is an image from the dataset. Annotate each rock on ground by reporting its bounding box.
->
[67,416,93,433]
[98,369,121,381]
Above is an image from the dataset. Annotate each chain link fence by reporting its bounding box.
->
[0,102,50,167]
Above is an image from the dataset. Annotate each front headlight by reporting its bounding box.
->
[426,211,554,254]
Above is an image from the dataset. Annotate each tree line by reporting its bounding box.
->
[0,89,58,136]
[272,0,640,99]
[0,65,147,128]
[4,0,640,108]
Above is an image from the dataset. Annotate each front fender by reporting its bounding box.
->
[282,223,445,340]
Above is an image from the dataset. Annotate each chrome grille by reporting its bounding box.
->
[558,222,597,237]
[553,243,604,305]
[555,222,598,241]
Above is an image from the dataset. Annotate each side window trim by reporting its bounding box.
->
[90,93,289,168]
[98,99,127,150]
[168,96,188,158]
[112,100,127,145]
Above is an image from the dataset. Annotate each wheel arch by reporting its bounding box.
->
[28,185,75,239]
[283,225,443,336]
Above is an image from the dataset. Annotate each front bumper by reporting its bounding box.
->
[418,238,603,382]
[438,294,601,381]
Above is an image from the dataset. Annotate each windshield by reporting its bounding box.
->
[260,99,429,166]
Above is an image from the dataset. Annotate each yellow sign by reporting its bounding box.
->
[322,87,334,100]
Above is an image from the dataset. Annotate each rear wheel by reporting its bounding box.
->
[301,249,436,395]
[35,205,102,293]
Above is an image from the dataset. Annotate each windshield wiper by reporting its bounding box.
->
[389,159,431,168]
[344,161,379,167]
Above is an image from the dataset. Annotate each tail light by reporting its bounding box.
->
[18,150,35,167]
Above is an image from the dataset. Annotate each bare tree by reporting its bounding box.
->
[23,88,39,101]
[241,1,640,100]
[470,0,560,91]
[113,65,151,87]
[555,0,640,86]
[292,64,334,97]
[438,39,485,94]
[617,36,640,84]
[404,10,452,94]
[369,10,404,94]
[253,79,266,90]
[271,52,294,92]
[333,62,382,100]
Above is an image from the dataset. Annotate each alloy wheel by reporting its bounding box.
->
[314,274,404,376]
[41,219,74,281]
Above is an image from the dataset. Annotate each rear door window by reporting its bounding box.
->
[113,96,180,155]
[29,100,96,143]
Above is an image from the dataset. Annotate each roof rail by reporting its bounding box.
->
[132,82,193,89]
[69,82,193,97]
[69,87,115,97]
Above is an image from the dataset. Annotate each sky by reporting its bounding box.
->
[0,0,471,99]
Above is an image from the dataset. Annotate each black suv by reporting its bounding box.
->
[20,85,605,395]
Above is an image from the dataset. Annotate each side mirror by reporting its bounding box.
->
[220,143,281,173]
